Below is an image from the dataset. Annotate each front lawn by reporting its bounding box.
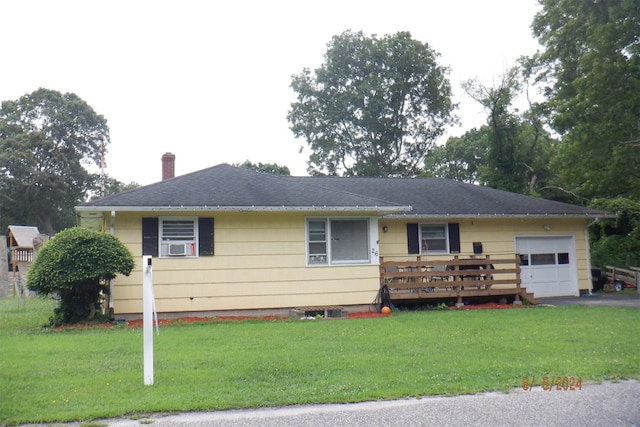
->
[1,297,639,425]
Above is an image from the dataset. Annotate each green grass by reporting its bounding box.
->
[1,298,639,425]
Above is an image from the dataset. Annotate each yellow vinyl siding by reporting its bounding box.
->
[114,289,376,314]
[114,278,378,313]
[379,217,592,292]
[115,275,377,300]
[107,211,592,314]
[117,264,377,287]
[110,211,379,314]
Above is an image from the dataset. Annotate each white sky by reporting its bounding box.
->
[1,0,541,185]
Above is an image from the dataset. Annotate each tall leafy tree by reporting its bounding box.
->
[462,68,524,192]
[0,88,109,234]
[459,67,557,194]
[102,177,140,196]
[289,30,456,177]
[422,127,489,183]
[235,160,291,176]
[87,176,140,201]
[528,0,640,200]
[424,122,556,195]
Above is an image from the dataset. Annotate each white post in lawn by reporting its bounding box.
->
[143,255,154,385]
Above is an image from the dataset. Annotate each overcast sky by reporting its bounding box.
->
[1,0,541,185]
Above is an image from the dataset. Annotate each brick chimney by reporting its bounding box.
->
[161,152,175,180]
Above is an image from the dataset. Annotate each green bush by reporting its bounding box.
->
[589,197,640,268]
[591,235,640,269]
[27,227,134,325]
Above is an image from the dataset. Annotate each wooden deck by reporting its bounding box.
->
[380,255,540,306]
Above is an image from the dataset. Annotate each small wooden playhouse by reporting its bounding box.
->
[6,225,43,277]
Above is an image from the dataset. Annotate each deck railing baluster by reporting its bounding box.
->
[379,253,534,305]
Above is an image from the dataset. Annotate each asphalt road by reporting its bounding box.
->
[82,380,640,426]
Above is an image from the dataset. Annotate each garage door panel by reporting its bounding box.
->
[527,240,552,253]
[516,236,578,298]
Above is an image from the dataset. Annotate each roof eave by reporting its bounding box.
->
[76,205,413,214]
[383,213,616,219]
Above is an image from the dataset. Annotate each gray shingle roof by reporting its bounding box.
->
[79,164,408,213]
[294,176,609,218]
[78,164,610,218]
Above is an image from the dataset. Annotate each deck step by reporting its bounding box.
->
[519,289,541,305]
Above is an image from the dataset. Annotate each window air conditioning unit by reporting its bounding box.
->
[168,243,189,256]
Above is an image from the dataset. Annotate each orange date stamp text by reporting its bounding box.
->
[522,376,582,391]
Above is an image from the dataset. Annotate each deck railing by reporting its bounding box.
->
[10,248,33,264]
[380,254,528,305]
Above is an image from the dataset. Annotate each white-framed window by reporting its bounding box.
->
[160,217,198,257]
[306,218,370,265]
[520,252,570,266]
[419,223,449,254]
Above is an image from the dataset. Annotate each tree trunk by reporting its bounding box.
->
[35,211,55,236]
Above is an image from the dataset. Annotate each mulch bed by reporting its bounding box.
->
[52,302,523,330]
[123,312,389,327]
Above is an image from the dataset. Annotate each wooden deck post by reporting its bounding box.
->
[451,256,463,307]
[514,254,522,305]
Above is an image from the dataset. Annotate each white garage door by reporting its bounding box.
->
[516,236,578,298]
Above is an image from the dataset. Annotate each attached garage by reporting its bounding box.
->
[516,236,578,298]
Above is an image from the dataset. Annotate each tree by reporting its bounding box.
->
[528,0,640,200]
[288,30,457,177]
[88,175,140,200]
[27,227,134,326]
[589,198,640,268]
[0,88,109,235]
[462,68,522,192]
[459,67,557,194]
[103,177,140,196]
[235,160,291,176]
[422,127,489,183]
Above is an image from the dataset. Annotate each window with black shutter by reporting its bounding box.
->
[198,218,214,256]
[406,222,460,254]
[142,217,159,257]
[406,223,419,254]
[448,223,460,253]
[142,217,214,258]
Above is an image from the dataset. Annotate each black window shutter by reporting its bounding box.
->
[448,223,460,253]
[199,218,214,256]
[406,223,419,254]
[142,217,159,257]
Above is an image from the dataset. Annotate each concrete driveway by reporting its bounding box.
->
[541,292,640,308]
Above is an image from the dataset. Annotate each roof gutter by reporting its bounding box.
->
[75,205,413,214]
[384,213,617,220]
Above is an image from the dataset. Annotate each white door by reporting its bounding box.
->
[516,236,578,297]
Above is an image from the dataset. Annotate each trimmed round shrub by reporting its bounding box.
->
[27,227,134,325]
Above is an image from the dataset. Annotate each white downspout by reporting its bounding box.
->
[585,218,599,295]
[108,210,116,317]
